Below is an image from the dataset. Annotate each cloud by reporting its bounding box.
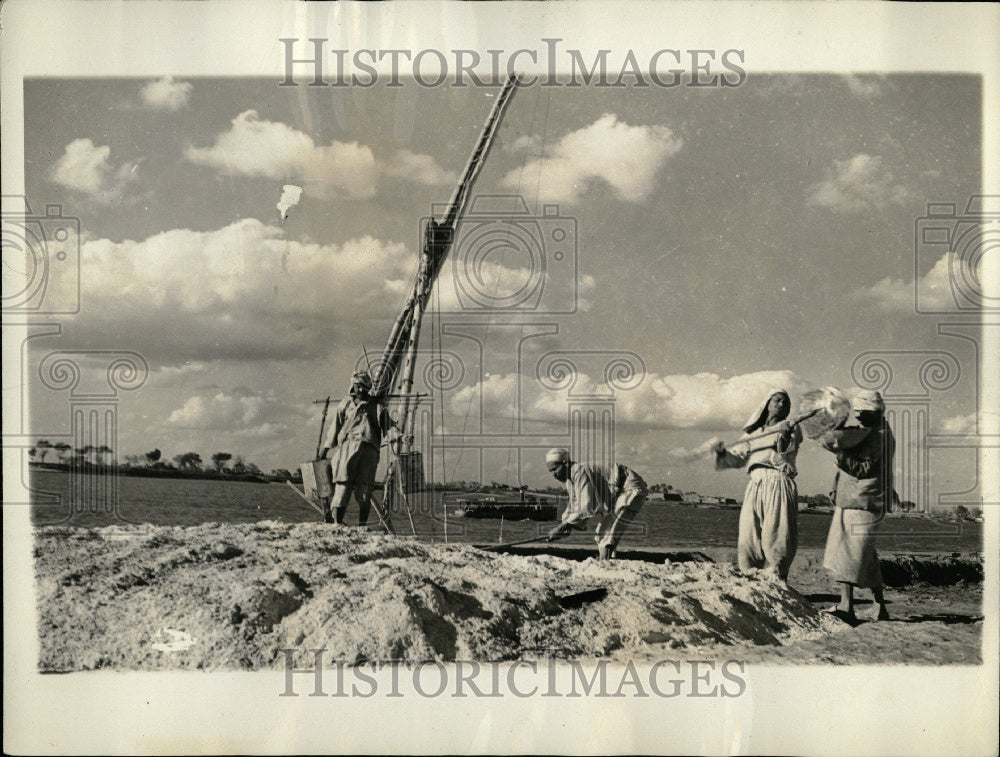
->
[502,114,682,204]
[862,264,932,312]
[383,149,459,186]
[431,257,597,313]
[140,76,192,111]
[447,369,811,431]
[666,438,724,464]
[69,215,595,368]
[72,218,415,364]
[860,250,997,312]
[611,369,812,430]
[448,373,520,419]
[166,388,302,438]
[938,412,992,435]
[807,153,909,212]
[185,110,453,198]
[49,138,138,201]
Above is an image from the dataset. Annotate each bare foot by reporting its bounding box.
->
[826,605,859,625]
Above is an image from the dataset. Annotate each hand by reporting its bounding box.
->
[775,421,793,452]
[548,523,571,542]
[711,440,726,455]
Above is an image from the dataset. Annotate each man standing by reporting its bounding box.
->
[318,370,401,529]
[712,389,802,582]
[545,448,648,560]
[818,389,895,622]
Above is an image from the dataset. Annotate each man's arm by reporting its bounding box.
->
[563,466,599,525]
[819,426,871,453]
[379,405,413,448]
[548,468,600,541]
[833,428,884,477]
[319,403,346,458]
[714,439,750,470]
[835,451,878,478]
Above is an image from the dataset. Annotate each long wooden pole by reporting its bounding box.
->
[374,73,521,416]
[371,74,520,530]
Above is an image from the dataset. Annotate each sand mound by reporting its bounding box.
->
[880,553,983,586]
[34,522,842,672]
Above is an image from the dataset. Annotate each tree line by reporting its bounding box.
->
[29,440,113,465]
[28,440,296,481]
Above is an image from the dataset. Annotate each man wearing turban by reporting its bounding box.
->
[318,370,403,529]
[545,448,648,560]
[818,389,894,622]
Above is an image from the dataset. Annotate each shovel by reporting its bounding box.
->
[478,534,555,552]
[715,386,852,456]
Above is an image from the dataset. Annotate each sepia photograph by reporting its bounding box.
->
[3,1,998,754]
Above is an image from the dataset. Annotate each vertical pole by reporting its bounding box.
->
[315,396,331,459]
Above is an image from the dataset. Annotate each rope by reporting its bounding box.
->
[446,84,549,487]
[433,282,449,541]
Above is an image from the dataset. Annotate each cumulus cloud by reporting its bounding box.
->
[615,369,811,429]
[666,437,724,463]
[860,250,997,312]
[49,138,138,201]
[73,218,415,363]
[447,369,811,431]
[166,388,295,437]
[431,257,597,313]
[502,114,682,204]
[859,253,940,312]
[383,149,459,186]
[185,110,453,198]
[448,373,520,419]
[938,412,991,435]
[140,76,192,111]
[807,153,909,212]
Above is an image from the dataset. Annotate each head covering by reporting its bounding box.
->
[545,448,570,467]
[742,390,790,434]
[852,389,884,413]
[350,370,373,390]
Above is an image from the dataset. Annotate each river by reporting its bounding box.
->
[29,470,982,554]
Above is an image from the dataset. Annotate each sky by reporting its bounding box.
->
[19,73,986,503]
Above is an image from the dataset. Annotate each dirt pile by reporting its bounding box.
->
[880,553,983,586]
[33,522,843,672]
